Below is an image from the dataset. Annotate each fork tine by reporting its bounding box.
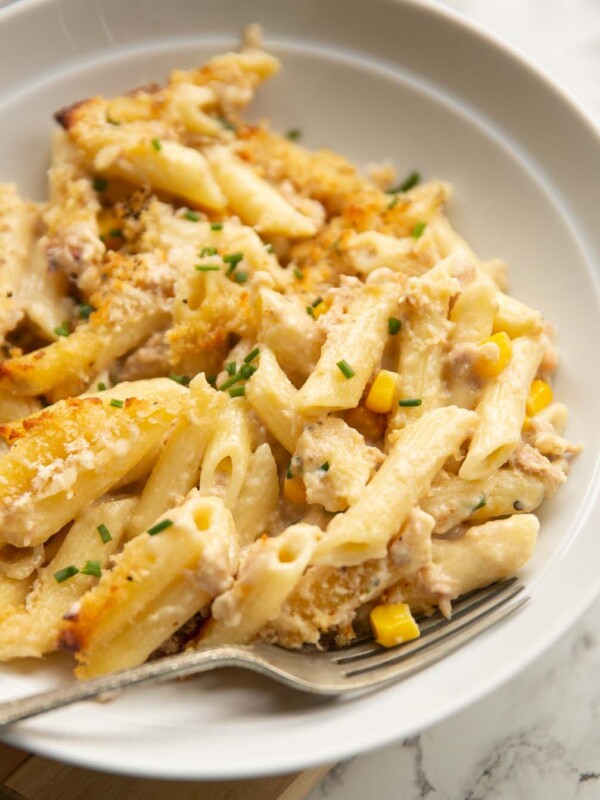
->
[338,588,528,692]
[327,578,521,663]
[339,579,526,674]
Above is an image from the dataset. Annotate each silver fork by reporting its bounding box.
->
[0,578,527,725]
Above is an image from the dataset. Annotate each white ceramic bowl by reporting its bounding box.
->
[0,0,598,780]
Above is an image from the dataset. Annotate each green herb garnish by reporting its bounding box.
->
[97,382,107,392]
[147,519,174,536]
[79,303,95,320]
[320,462,330,472]
[238,364,257,380]
[97,523,112,544]
[54,322,69,337]
[93,177,108,192]
[151,138,162,151]
[110,398,124,408]
[229,386,246,398]
[336,360,355,379]
[200,246,217,257]
[54,565,79,584]
[81,560,102,578]
[386,171,421,194]
[293,267,304,280]
[388,317,401,336]
[234,271,248,284]
[398,398,422,407]
[195,264,220,272]
[472,497,487,512]
[244,347,260,364]
[286,128,302,140]
[184,210,200,222]
[168,373,190,386]
[211,222,223,231]
[411,221,427,238]
[226,362,237,376]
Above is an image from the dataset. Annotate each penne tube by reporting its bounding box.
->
[59,492,238,678]
[198,523,319,646]
[129,374,226,536]
[246,347,304,453]
[313,406,477,566]
[460,336,546,480]
[199,397,252,509]
[0,497,135,660]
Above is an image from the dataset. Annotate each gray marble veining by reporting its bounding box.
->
[310,1,600,797]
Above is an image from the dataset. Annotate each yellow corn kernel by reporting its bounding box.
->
[283,476,307,505]
[312,298,330,319]
[474,332,512,379]
[370,603,420,648]
[526,379,553,416]
[365,370,397,414]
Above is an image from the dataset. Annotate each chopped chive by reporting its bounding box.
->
[151,137,162,151]
[218,374,243,392]
[399,171,421,192]
[293,267,304,280]
[218,115,237,132]
[386,171,421,194]
[388,194,399,210]
[147,518,174,536]
[336,360,355,379]
[234,271,248,283]
[223,251,244,272]
[286,461,293,479]
[472,496,487,513]
[398,398,422,407]
[206,374,217,388]
[97,523,112,544]
[311,296,323,308]
[226,361,237,376]
[109,228,123,238]
[306,306,315,317]
[244,347,260,364]
[97,381,107,392]
[238,363,257,380]
[320,461,330,472]
[286,128,302,140]
[78,303,95,320]
[199,246,217,257]
[388,317,401,336]
[54,565,79,583]
[81,560,102,578]
[184,210,200,222]
[110,398,124,408]
[411,221,427,238]
[168,373,190,386]
[106,115,120,126]
[54,322,69,337]
[229,386,246,398]
[93,177,108,192]
[195,264,220,272]
[265,243,275,253]
[211,222,223,231]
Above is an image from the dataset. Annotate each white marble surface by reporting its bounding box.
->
[309,2,600,798]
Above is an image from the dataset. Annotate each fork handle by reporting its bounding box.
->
[0,647,252,726]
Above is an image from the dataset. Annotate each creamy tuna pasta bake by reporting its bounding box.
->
[0,30,580,678]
